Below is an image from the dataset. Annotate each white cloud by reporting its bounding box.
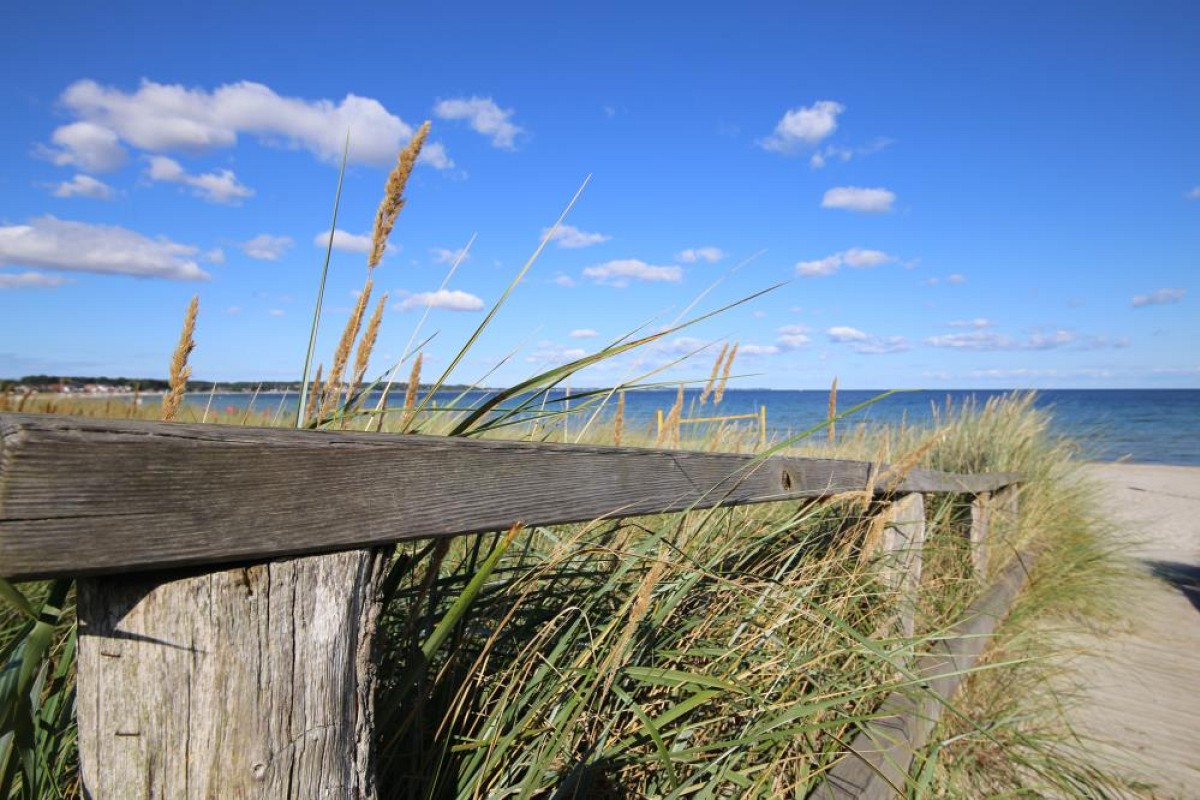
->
[945,273,967,285]
[38,121,127,172]
[948,318,993,329]
[827,326,869,343]
[569,328,598,339]
[821,186,896,213]
[525,342,588,364]
[809,138,893,169]
[145,156,253,204]
[314,229,373,254]
[796,247,896,277]
[740,344,780,356]
[433,96,523,149]
[776,324,811,349]
[430,246,471,265]
[544,223,610,248]
[398,289,484,312]
[760,101,844,153]
[553,274,576,288]
[51,174,114,200]
[0,216,208,280]
[677,246,725,263]
[51,78,451,168]
[0,271,73,289]
[202,248,225,264]
[241,234,293,261]
[826,326,909,354]
[1132,287,1186,307]
[583,258,682,287]
[925,328,1124,351]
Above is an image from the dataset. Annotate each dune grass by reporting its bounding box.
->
[0,126,1147,798]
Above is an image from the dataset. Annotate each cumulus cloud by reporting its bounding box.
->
[0,217,207,280]
[51,174,114,200]
[677,246,725,263]
[434,96,523,148]
[826,326,908,354]
[739,344,780,356]
[145,156,253,204]
[1132,287,1186,307]
[241,234,293,261]
[776,324,811,349]
[0,271,73,289]
[48,78,451,169]
[314,229,373,254]
[760,101,844,153]
[37,121,127,172]
[796,247,896,277]
[821,186,895,213]
[398,289,484,312]
[569,328,598,339]
[543,223,610,248]
[583,259,682,287]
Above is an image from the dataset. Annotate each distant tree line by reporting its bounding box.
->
[2,376,481,393]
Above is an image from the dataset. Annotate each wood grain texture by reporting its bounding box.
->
[0,414,1020,579]
[878,493,925,638]
[811,549,1036,800]
[77,548,387,799]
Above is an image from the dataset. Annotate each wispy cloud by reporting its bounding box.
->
[553,274,576,288]
[569,328,598,339]
[430,246,471,265]
[314,229,373,254]
[1187,187,1200,200]
[776,324,811,349]
[796,247,897,277]
[826,326,909,354]
[1131,287,1186,307]
[947,318,993,329]
[241,234,293,261]
[583,259,683,287]
[543,223,610,249]
[434,96,523,149]
[0,216,208,280]
[677,246,725,263]
[759,100,844,153]
[44,78,451,168]
[51,174,115,200]
[821,186,896,213]
[809,138,893,169]
[924,273,967,286]
[925,328,1128,351]
[525,342,587,364]
[146,156,253,204]
[0,271,73,289]
[398,289,484,312]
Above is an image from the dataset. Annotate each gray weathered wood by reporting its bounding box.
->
[77,547,387,799]
[0,414,1021,580]
[969,493,992,577]
[878,493,925,638]
[812,550,1035,799]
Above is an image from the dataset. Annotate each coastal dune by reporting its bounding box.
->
[1066,464,1200,798]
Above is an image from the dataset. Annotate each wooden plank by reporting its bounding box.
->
[0,414,1020,579]
[812,550,1036,799]
[76,548,387,798]
[878,492,925,638]
[969,493,992,577]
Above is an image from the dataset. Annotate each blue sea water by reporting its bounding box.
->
[191,389,1200,467]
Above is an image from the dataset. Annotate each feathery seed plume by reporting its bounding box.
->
[613,390,625,447]
[304,364,324,427]
[713,342,738,405]
[368,121,430,269]
[400,352,423,431]
[698,342,729,406]
[320,281,372,421]
[827,376,839,445]
[348,292,388,406]
[162,295,198,421]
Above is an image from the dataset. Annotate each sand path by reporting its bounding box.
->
[1066,464,1200,798]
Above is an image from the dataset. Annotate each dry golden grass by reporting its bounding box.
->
[713,341,738,405]
[161,295,198,422]
[320,280,372,420]
[698,342,729,406]
[349,292,388,407]
[368,121,429,269]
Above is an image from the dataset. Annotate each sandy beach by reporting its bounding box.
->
[1064,464,1200,798]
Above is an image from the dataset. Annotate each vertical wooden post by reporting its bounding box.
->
[759,405,767,449]
[76,548,388,799]
[969,492,991,577]
[879,492,926,638]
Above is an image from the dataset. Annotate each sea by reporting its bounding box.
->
[188,388,1200,467]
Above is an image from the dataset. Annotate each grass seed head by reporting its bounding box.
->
[368,121,430,269]
[161,295,198,422]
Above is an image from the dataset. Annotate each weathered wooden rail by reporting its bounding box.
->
[0,413,1023,798]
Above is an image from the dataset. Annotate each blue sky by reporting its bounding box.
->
[1,0,1196,390]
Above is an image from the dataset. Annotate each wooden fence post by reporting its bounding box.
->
[76,548,388,799]
[878,493,926,638]
[968,492,991,577]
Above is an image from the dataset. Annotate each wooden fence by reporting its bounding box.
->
[656,405,768,448]
[0,412,1023,798]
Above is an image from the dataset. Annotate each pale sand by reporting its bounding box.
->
[1063,464,1200,798]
